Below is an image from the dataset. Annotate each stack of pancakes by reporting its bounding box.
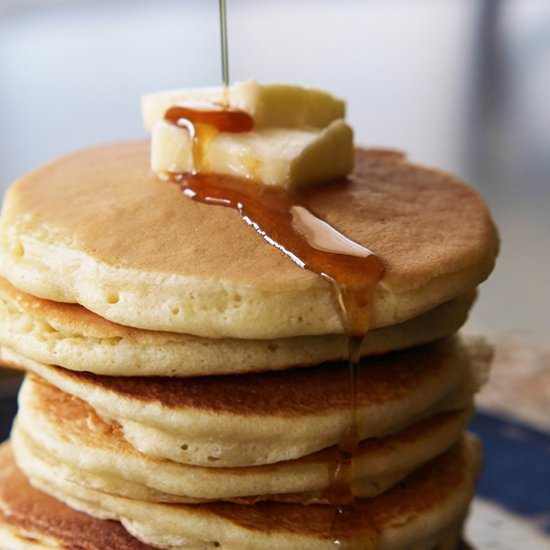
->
[0,143,498,549]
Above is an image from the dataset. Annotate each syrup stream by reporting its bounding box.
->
[165,107,253,133]
[219,0,230,106]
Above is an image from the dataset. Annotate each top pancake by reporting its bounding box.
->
[0,142,498,338]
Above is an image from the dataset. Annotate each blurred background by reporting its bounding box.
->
[0,0,549,547]
[1,0,549,341]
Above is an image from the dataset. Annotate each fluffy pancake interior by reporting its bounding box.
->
[0,275,477,376]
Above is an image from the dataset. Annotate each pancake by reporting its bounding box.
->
[13,435,480,549]
[0,142,498,339]
[1,442,475,550]
[13,374,473,503]
[2,337,491,467]
[0,276,476,377]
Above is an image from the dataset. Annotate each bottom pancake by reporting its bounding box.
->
[0,443,475,550]
[10,434,481,549]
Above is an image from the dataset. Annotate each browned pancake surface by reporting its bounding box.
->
[0,445,151,549]
[42,338,460,416]
[26,374,470,488]
[3,142,497,292]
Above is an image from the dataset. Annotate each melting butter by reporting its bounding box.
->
[144,81,354,190]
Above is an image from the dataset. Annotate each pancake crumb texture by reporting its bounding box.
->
[0,276,476,376]
[0,143,498,339]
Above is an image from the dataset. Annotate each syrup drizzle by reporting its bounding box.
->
[165,107,253,134]
[165,105,253,175]
[164,87,384,550]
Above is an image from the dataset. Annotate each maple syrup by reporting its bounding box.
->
[164,106,253,174]
[167,170,383,314]
[164,106,253,134]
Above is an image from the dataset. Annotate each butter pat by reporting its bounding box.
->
[152,119,353,190]
[142,80,345,130]
[151,121,193,175]
[143,81,354,190]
